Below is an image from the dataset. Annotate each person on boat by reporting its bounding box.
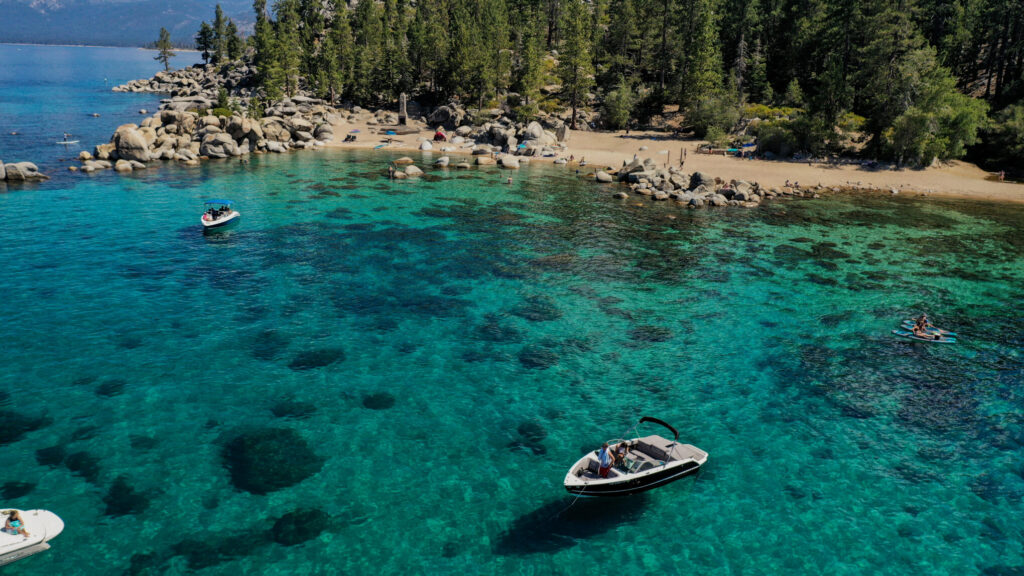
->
[613,441,630,468]
[597,442,614,478]
[4,510,29,537]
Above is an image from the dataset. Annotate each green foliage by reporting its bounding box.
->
[688,92,741,138]
[195,21,214,65]
[977,104,1024,167]
[247,99,265,119]
[226,20,243,61]
[154,27,175,71]
[705,125,730,148]
[217,88,230,109]
[210,107,233,117]
[603,77,634,129]
[213,4,227,64]
[783,78,805,108]
[754,121,799,156]
[557,0,595,128]
[743,104,800,120]
[680,0,724,108]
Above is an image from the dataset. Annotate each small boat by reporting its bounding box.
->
[201,199,240,230]
[564,417,707,497]
[892,329,956,344]
[0,509,65,567]
[900,320,956,337]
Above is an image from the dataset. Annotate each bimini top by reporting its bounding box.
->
[639,416,678,440]
[204,199,233,205]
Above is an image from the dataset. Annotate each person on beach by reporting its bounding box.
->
[999,170,1005,182]
[4,510,30,537]
[597,442,614,478]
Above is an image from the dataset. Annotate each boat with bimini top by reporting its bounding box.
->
[201,199,240,230]
[564,417,708,497]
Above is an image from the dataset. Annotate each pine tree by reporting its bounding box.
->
[253,0,282,98]
[601,0,637,81]
[226,20,243,61]
[274,0,303,96]
[196,21,214,65]
[557,0,595,128]
[679,0,723,108]
[213,4,227,64]
[155,27,176,71]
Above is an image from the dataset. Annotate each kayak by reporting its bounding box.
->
[892,329,957,344]
[900,321,956,337]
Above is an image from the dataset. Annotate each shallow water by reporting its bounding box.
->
[2,46,1023,576]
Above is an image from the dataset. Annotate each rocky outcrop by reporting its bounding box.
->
[2,161,48,181]
[427,104,466,130]
[113,125,151,162]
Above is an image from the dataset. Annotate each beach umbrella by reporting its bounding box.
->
[349,129,360,133]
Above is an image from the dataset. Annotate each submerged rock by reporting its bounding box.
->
[288,347,345,370]
[0,410,52,445]
[103,475,150,516]
[518,345,559,369]
[362,392,396,410]
[222,428,324,494]
[1,481,35,499]
[271,508,330,546]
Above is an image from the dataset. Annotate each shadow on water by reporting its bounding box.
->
[494,494,650,555]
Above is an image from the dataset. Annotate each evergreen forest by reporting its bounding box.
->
[193,0,1024,170]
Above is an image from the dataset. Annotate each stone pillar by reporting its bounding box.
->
[398,93,408,125]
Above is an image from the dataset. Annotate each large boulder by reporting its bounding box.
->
[522,121,544,141]
[689,171,714,190]
[434,156,450,167]
[5,162,48,181]
[427,105,465,130]
[404,165,423,176]
[94,142,117,161]
[114,159,133,172]
[475,156,496,165]
[114,126,150,162]
[200,133,239,159]
[261,120,290,142]
[499,155,520,168]
[419,141,433,151]
[286,117,314,135]
[595,171,613,183]
[0,160,4,181]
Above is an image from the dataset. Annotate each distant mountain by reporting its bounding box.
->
[0,0,253,47]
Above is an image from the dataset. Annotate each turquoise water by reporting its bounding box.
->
[2,47,1024,576]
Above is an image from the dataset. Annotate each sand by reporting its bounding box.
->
[326,121,1024,204]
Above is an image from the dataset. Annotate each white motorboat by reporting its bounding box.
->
[0,509,65,567]
[201,199,240,230]
[564,417,708,497]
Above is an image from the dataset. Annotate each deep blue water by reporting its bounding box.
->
[0,44,200,176]
[1,45,1023,576]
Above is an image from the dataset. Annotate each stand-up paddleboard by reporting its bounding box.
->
[373,143,388,149]
[901,321,956,337]
[56,140,79,145]
[892,329,956,344]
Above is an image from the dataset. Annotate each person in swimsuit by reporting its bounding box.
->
[5,510,30,537]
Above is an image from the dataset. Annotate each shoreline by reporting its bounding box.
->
[1,42,199,52]
[323,121,1024,205]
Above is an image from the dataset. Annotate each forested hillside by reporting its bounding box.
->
[227,0,1024,169]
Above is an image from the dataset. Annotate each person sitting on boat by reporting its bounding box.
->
[597,442,614,478]
[4,510,29,537]
[613,441,630,468]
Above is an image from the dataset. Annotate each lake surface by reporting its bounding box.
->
[1,45,1023,576]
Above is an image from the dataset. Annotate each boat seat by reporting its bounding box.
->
[635,441,669,462]
[586,459,600,474]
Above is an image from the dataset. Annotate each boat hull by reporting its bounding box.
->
[202,211,240,230]
[0,509,65,567]
[565,460,702,497]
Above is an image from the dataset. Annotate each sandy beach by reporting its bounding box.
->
[327,120,1024,204]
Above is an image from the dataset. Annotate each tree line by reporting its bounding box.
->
[181,0,1024,168]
